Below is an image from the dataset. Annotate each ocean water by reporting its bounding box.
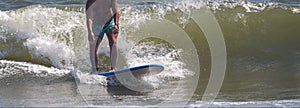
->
[0,0,300,107]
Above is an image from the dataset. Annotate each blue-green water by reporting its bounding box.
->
[0,0,300,107]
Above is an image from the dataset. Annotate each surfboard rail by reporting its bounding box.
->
[98,64,164,76]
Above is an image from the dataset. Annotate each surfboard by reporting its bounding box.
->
[97,64,164,77]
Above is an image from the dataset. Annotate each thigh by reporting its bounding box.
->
[106,29,118,44]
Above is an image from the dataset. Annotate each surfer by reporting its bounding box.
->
[86,0,120,73]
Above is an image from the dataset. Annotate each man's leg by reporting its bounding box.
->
[89,36,97,73]
[95,37,102,71]
[89,35,102,73]
[106,30,118,71]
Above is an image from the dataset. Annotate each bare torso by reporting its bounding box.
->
[90,0,113,24]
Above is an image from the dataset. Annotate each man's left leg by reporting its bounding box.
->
[106,29,118,72]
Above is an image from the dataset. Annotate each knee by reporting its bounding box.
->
[109,38,117,47]
[109,41,117,47]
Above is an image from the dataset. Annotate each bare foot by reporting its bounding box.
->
[109,69,115,72]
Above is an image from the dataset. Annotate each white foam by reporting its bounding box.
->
[0,5,86,69]
[292,8,300,13]
[0,11,9,21]
[0,60,70,79]
[207,1,281,12]
[124,43,193,87]
[24,37,74,69]
[190,99,300,107]
[0,60,109,86]
[71,69,107,85]
[121,6,152,32]
[0,11,10,43]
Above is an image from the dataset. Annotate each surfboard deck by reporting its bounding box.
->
[97,64,164,77]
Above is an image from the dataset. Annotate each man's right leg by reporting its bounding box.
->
[89,36,102,73]
[94,37,102,71]
[89,38,97,73]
